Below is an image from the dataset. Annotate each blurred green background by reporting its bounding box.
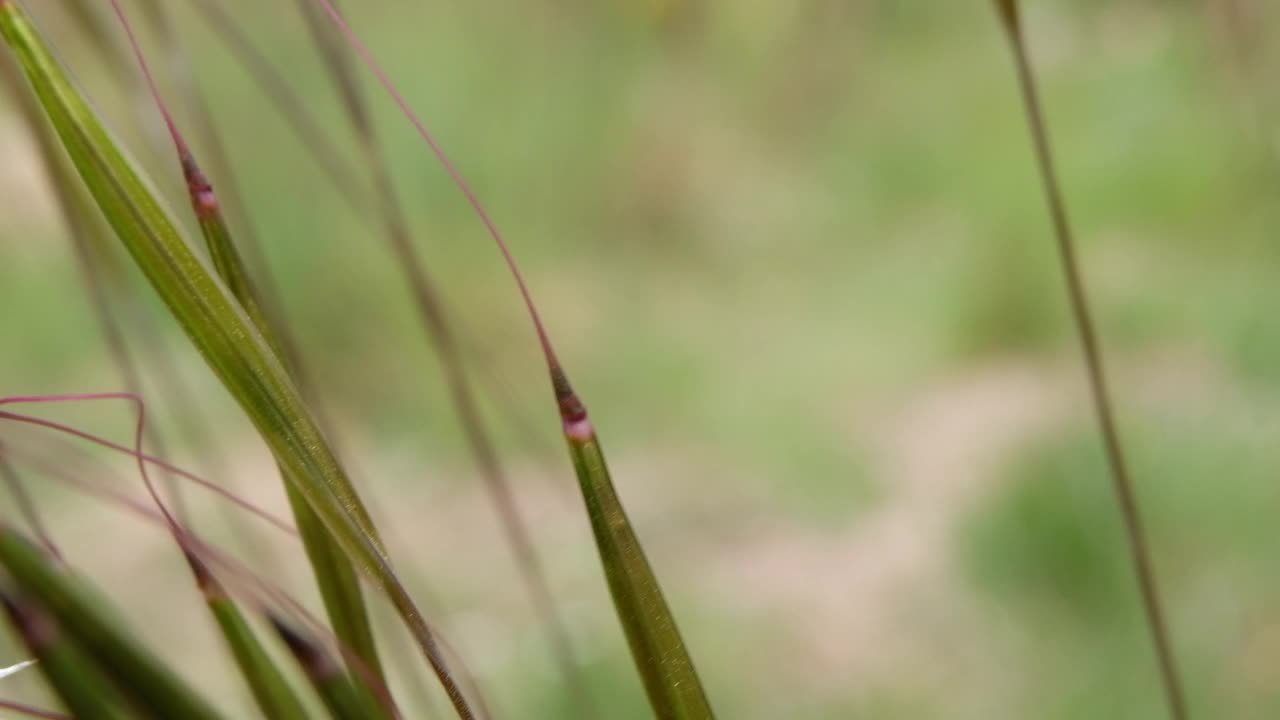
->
[1,0,1279,717]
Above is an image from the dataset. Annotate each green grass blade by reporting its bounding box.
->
[208,195,388,690]
[0,593,132,720]
[270,615,392,720]
[104,0,386,685]
[305,4,716,714]
[557,375,714,720]
[285,486,385,687]
[0,7,473,715]
[135,29,386,686]
[184,550,312,720]
[0,526,224,720]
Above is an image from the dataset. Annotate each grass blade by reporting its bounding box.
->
[184,550,312,720]
[306,2,715,716]
[555,370,713,719]
[104,0,388,691]
[0,526,224,720]
[0,592,132,720]
[0,6,474,716]
[993,3,1188,719]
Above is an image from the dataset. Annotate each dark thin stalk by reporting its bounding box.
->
[993,4,1188,720]
[293,0,592,710]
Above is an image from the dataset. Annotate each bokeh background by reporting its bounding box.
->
[1,1,1279,717]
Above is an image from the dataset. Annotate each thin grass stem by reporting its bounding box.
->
[994,4,1188,719]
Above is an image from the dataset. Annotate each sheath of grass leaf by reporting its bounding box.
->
[0,592,132,720]
[304,3,715,716]
[0,7,474,717]
[0,527,224,720]
[183,550,311,720]
[271,614,392,720]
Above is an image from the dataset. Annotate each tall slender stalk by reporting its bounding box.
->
[993,3,1188,719]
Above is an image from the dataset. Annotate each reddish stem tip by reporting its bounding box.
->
[178,148,219,219]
